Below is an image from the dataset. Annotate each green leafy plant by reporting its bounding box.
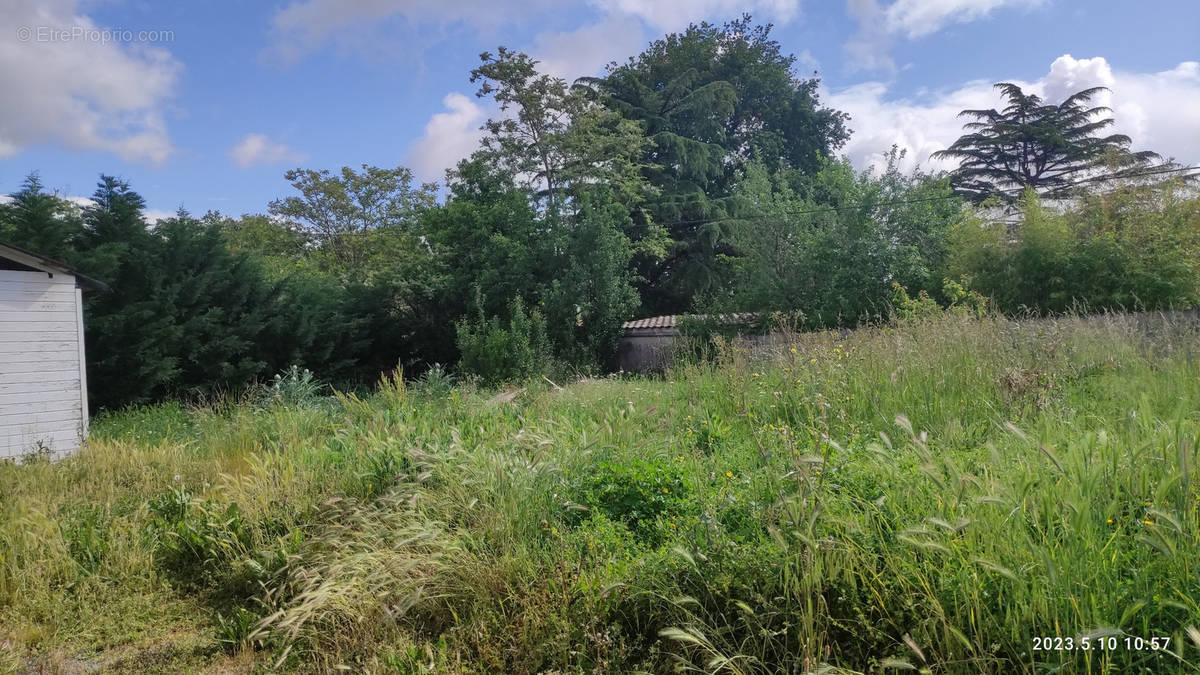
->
[566,457,694,545]
[455,296,553,385]
[263,365,324,407]
[60,505,111,573]
[148,488,253,586]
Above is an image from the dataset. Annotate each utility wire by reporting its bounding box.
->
[285,164,1197,238]
[651,164,1199,228]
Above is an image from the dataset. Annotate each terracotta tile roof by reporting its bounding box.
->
[622,315,679,330]
[621,313,758,332]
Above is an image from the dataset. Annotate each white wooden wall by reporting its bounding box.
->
[0,269,88,461]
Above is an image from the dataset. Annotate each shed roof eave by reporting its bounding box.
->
[0,242,109,293]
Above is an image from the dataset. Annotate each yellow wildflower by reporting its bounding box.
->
[725,471,733,478]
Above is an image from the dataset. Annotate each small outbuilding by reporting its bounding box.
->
[614,313,759,372]
[0,242,106,461]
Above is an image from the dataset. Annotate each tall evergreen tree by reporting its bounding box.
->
[76,177,180,408]
[933,83,1159,202]
[0,173,84,259]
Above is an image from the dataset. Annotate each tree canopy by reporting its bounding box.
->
[593,16,850,312]
[933,83,1159,201]
[1,16,1192,408]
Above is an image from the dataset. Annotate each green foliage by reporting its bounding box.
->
[541,191,641,367]
[1,28,1193,415]
[207,212,309,279]
[726,151,965,328]
[60,505,111,573]
[948,184,1200,312]
[892,277,990,321]
[267,164,436,282]
[3,315,1200,671]
[455,296,553,384]
[214,606,261,653]
[891,281,942,320]
[262,365,324,407]
[596,16,850,312]
[566,456,693,545]
[934,83,1160,201]
[148,488,253,586]
[469,47,651,216]
[412,363,454,400]
[0,173,84,259]
[0,175,402,409]
[72,181,281,408]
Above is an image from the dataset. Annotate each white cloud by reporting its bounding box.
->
[827,78,994,172]
[407,93,488,182]
[229,133,306,167]
[141,208,175,224]
[1045,56,1200,166]
[844,0,1043,73]
[533,15,647,80]
[588,0,802,32]
[827,55,1200,174]
[0,0,180,164]
[883,0,1043,39]
[844,0,896,73]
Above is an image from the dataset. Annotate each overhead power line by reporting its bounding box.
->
[280,164,1198,238]
[651,164,1200,228]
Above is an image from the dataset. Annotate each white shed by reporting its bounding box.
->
[0,242,106,461]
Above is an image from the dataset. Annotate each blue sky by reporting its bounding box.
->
[2,0,1198,219]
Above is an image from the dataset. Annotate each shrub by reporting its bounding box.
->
[566,457,694,546]
[262,365,324,407]
[456,296,553,385]
[947,185,1200,313]
[60,505,111,573]
[148,488,253,586]
[891,281,942,321]
[413,363,454,400]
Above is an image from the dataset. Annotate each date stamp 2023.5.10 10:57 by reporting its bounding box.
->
[1032,635,1172,652]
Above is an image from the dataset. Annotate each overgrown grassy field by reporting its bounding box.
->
[2,314,1199,673]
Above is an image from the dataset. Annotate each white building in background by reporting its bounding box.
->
[0,243,106,461]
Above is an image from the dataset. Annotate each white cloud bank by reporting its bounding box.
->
[532,15,647,80]
[407,93,488,182]
[0,0,179,164]
[884,0,1044,39]
[229,133,307,167]
[827,55,1200,174]
[845,0,1043,72]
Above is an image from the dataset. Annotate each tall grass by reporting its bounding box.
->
[1,312,1198,672]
